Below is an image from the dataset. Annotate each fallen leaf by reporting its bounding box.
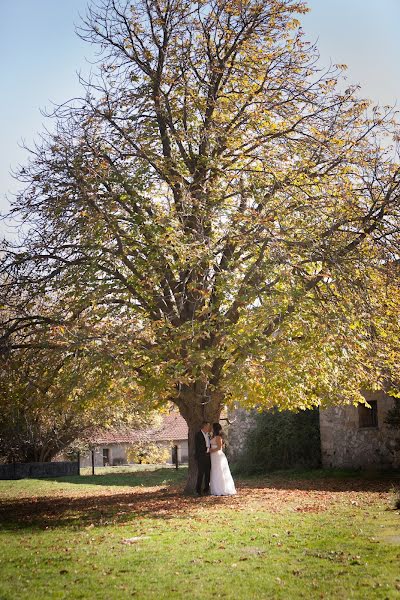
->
[121,536,149,544]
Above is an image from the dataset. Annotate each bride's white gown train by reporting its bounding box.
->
[210,443,236,496]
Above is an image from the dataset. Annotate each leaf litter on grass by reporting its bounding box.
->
[1,474,398,531]
[1,471,400,600]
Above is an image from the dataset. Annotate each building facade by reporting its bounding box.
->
[319,392,400,469]
[79,413,189,468]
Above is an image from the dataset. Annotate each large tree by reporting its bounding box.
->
[2,0,400,491]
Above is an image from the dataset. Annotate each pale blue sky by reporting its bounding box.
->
[304,0,400,106]
[1,0,400,230]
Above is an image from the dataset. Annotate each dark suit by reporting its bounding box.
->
[195,430,211,495]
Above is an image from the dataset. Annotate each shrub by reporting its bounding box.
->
[126,442,171,464]
[236,408,321,474]
[385,398,400,429]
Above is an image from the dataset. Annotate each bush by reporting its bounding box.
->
[126,442,171,464]
[385,398,400,429]
[236,408,321,474]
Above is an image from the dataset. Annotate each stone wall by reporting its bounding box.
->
[319,392,400,469]
[225,408,257,462]
[0,461,79,480]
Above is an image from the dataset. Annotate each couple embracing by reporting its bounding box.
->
[194,422,236,496]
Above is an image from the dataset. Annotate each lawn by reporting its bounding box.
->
[0,467,399,599]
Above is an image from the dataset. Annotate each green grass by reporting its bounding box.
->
[0,468,399,599]
[0,465,187,500]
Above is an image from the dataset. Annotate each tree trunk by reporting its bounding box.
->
[185,423,199,495]
[178,392,221,495]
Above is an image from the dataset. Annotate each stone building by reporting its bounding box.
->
[79,412,188,468]
[79,395,400,470]
[227,393,400,471]
[319,392,400,469]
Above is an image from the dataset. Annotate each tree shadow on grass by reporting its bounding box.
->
[0,486,216,531]
[41,466,400,494]
[238,469,400,493]
[41,467,187,489]
[0,469,399,532]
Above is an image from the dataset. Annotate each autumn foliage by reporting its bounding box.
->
[1,0,400,491]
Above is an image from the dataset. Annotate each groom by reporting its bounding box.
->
[195,421,211,496]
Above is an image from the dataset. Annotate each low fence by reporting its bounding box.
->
[0,461,79,480]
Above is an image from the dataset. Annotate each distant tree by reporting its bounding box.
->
[0,294,153,463]
[2,0,400,491]
[126,442,171,465]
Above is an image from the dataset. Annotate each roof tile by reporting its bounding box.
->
[88,413,188,445]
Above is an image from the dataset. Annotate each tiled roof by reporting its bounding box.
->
[90,428,150,445]
[88,413,188,446]
[151,413,189,441]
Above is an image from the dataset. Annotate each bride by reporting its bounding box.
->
[209,422,236,496]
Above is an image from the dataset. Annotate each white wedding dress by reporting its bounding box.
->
[210,441,236,496]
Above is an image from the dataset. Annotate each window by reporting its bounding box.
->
[358,401,378,428]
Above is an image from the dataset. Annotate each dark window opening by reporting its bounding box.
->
[102,448,110,466]
[358,401,378,428]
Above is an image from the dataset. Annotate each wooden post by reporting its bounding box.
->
[91,450,95,476]
[77,451,80,476]
[174,445,179,470]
